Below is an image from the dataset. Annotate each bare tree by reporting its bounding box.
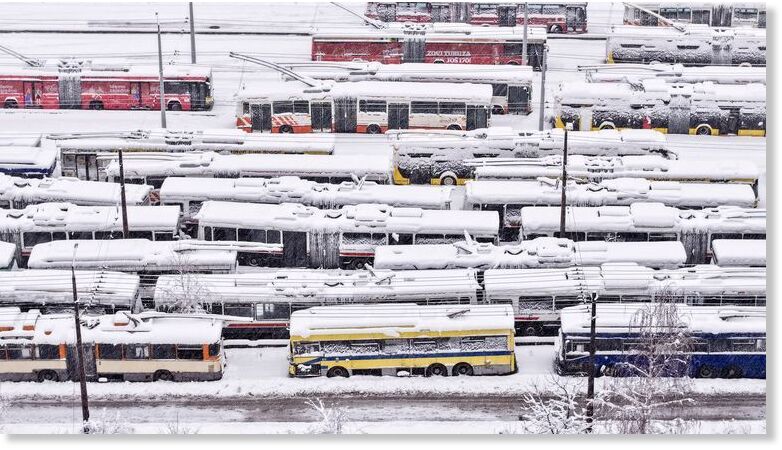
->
[0,391,9,432]
[157,253,209,314]
[306,398,347,434]
[83,409,133,434]
[518,376,592,434]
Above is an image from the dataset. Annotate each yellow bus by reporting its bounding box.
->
[289,303,517,378]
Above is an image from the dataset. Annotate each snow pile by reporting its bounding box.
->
[711,239,766,267]
[0,241,15,268]
[0,173,151,206]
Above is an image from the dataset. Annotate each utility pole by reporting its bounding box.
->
[156,12,167,128]
[522,3,529,65]
[118,149,129,238]
[71,243,90,432]
[188,3,197,64]
[537,45,548,131]
[559,123,571,236]
[585,292,597,433]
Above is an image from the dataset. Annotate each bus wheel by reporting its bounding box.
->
[603,365,618,377]
[697,365,717,379]
[366,124,382,134]
[696,125,711,135]
[439,172,457,186]
[452,363,474,376]
[153,370,174,382]
[37,370,59,382]
[167,101,182,111]
[88,100,104,110]
[279,125,293,134]
[721,365,743,379]
[446,124,462,131]
[327,366,350,378]
[549,24,562,33]
[425,363,448,377]
[491,105,505,115]
[248,255,265,267]
[3,99,18,109]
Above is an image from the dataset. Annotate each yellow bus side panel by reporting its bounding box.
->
[291,329,514,343]
[292,354,516,372]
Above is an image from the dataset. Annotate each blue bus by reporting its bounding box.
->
[555,304,765,379]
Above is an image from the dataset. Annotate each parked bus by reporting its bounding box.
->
[711,239,765,267]
[103,152,393,186]
[1,174,152,209]
[312,23,548,70]
[236,81,492,134]
[0,63,212,111]
[606,24,766,66]
[554,80,766,136]
[194,201,499,269]
[0,241,17,269]
[0,203,181,265]
[519,203,766,264]
[391,128,674,185]
[284,62,534,114]
[0,270,140,314]
[466,178,756,240]
[624,3,766,28]
[0,308,227,382]
[0,135,58,178]
[556,303,766,378]
[580,63,766,85]
[289,303,516,377]
[50,129,335,182]
[373,237,688,270]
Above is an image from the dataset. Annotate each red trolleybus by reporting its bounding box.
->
[311,23,547,70]
[0,63,213,111]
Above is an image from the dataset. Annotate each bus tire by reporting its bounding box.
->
[327,366,350,378]
[549,24,562,33]
[434,60,445,64]
[697,365,717,379]
[695,125,712,135]
[153,370,174,382]
[88,100,104,110]
[722,365,743,379]
[426,363,448,377]
[491,105,505,115]
[3,99,18,109]
[598,121,615,130]
[37,370,59,382]
[439,172,457,186]
[446,124,462,131]
[366,124,382,134]
[248,255,266,267]
[167,101,182,111]
[603,365,618,377]
[279,125,293,134]
[520,324,540,337]
[452,363,474,376]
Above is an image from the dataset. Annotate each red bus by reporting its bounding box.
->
[0,63,213,111]
[312,23,547,70]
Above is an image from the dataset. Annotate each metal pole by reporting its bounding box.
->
[188,3,197,64]
[537,45,548,131]
[156,12,167,128]
[559,126,569,236]
[71,243,90,431]
[118,149,129,238]
[585,292,597,432]
[522,3,529,65]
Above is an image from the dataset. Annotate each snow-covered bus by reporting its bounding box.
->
[194,201,499,269]
[554,80,766,136]
[711,239,765,267]
[556,303,766,378]
[485,264,766,336]
[1,174,152,209]
[103,152,393,186]
[50,129,335,182]
[0,270,141,314]
[0,308,227,382]
[0,135,58,178]
[0,203,181,265]
[312,23,548,69]
[0,241,16,269]
[465,178,757,240]
[519,203,766,264]
[624,3,766,28]
[373,237,688,270]
[236,81,492,134]
[289,303,516,378]
[284,62,534,115]
[391,128,674,185]
[606,25,766,66]
[580,63,766,85]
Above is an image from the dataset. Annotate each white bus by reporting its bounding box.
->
[0,135,58,178]
[50,129,335,181]
[392,128,674,185]
[0,203,181,265]
[0,270,141,314]
[284,62,534,115]
[0,308,227,382]
[711,239,765,267]
[236,81,492,134]
[1,174,152,209]
[373,237,688,270]
[104,152,393,187]
[465,178,757,240]
[624,3,766,28]
[1,241,18,270]
[580,63,766,85]
[519,203,766,264]
[194,201,499,269]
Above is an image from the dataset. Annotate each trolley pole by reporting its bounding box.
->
[522,3,529,65]
[118,149,129,238]
[559,123,570,235]
[156,12,167,128]
[537,45,548,131]
[585,292,597,433]
[71,243,90,432]
[188,2,197,64]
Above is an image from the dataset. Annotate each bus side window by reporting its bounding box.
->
[212,227,237,241]
[203,226,213,241]
[208,343,221,357]
[6,344,32,360]
[36,344,61,360]
[23,231,53,247]
[223,303,253,318]
[154,232,175,242]
[293,100,310,114]
[491,84,508,97]
[129,231,153,240]
[152,344,176,360]
[176,346,204,360]
[273,101,294,114]
[124,344,150,360]
[98,343,123,360]
[242,102,250,115]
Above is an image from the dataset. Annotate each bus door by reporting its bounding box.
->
[727,109,741,135]
[189,82,204,110]
[251,103,272,132]
[431,3,451,22]
[130,83,144,109]
[498,5,517,27]
[22,81,40,108]
[58,72,82,109]
[466,105,489,130]
[507,85,530,114]
[667,94,691,134]
[567,5,587,31]
[402,30,426,63]
[334,97,357,132]
[67,344,97,381]
[376,3,397,22]
[283,231,308,267]
[311,101,333,132]
[388,103,409,130]
[75,154,100,181]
